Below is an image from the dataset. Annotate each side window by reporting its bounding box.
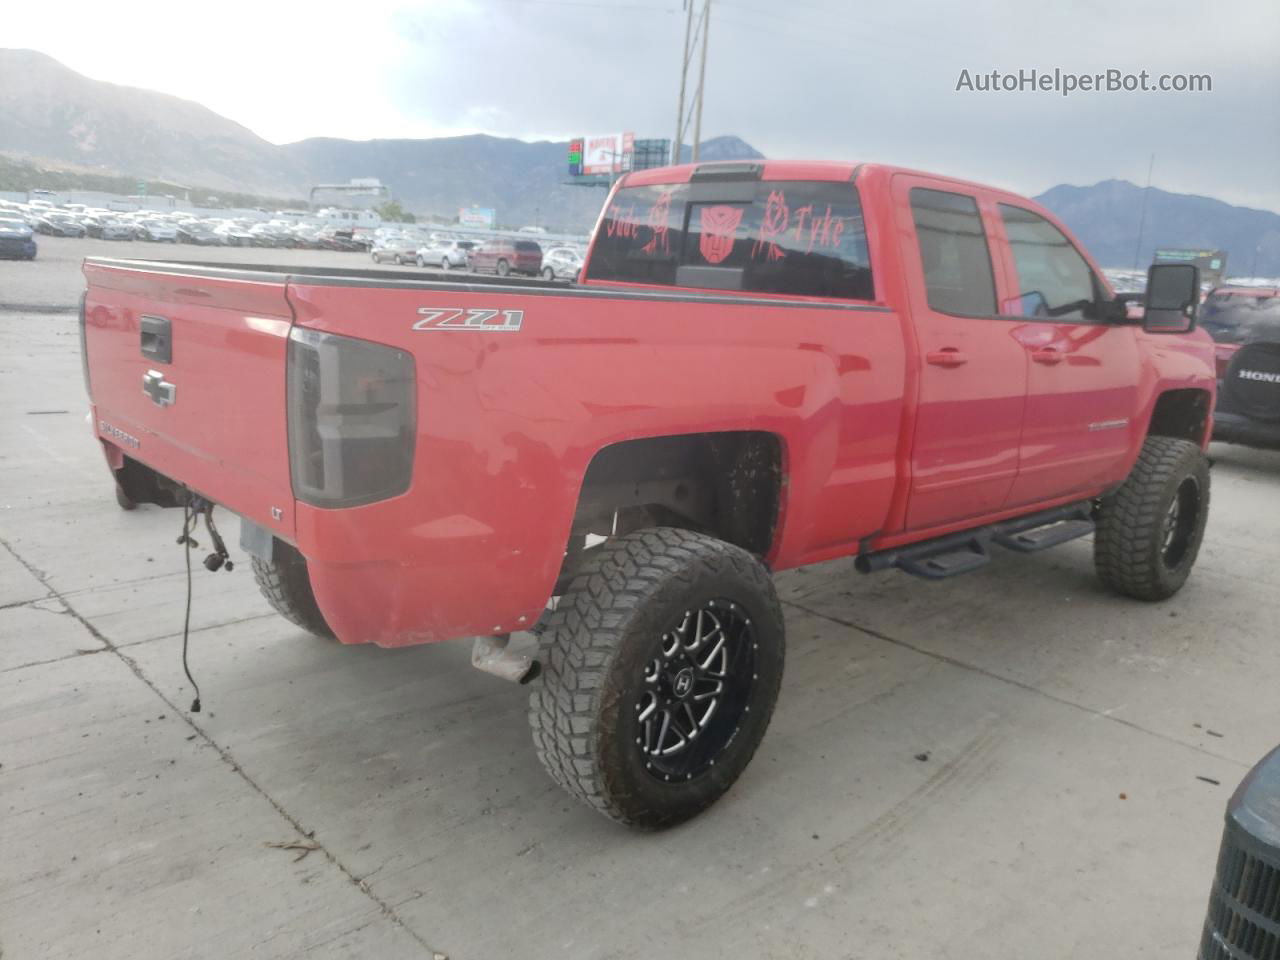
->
[908,188,997,316]
[999,204,1098,320]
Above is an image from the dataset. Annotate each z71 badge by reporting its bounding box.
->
[414,307,523,332]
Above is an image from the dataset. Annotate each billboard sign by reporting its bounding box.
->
[1154,248,1228,288]
[568,139,583,176]
[459,206,496,229]
[581,133,634,176]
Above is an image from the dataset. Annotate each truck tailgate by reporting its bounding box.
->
[83,261,296,536]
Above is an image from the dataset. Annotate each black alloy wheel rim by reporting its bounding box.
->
[1161,476,1201,569]
[633,600,757,782]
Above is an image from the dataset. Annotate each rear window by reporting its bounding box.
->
[587,180,874,301]
[515,241,542,253]
[1200,292,1280,344]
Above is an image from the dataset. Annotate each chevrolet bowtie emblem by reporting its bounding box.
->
[142,369,176,407]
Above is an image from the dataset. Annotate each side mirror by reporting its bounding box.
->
[1143,263,1200,333]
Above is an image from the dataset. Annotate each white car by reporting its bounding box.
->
[418,239,479,269]
[541,246,584,281]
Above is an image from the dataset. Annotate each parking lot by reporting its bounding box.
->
[3,235,1280,959]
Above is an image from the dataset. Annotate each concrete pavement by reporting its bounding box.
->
[3,239,1277,959]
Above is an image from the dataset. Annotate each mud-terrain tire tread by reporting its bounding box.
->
[251,542,335,639]
[528,527,784,827]
[1094,435,1210,601]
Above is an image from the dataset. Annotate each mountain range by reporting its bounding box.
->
[2,47,1278,272]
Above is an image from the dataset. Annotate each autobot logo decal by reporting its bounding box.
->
[413,307,524,332]
[1238,369,1280,384]
[698,205,744,265]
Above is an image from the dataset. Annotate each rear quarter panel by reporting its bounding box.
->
[286,280,906,645]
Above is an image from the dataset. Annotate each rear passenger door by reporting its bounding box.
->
[893,176,1028,532]
[990,203,1140,506]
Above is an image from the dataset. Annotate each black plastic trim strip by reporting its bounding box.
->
[83,257,893,314]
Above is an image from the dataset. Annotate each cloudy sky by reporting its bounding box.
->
[9,0,1279,209]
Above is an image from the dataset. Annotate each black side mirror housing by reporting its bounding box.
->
[1143,263,1200,333]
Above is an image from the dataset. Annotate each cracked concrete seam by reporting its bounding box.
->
[0,534,451,960]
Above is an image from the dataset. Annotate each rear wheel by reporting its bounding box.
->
[529,528,785,828]
[1094,436,1210,601]
[416,255,426,268]
[252,541,335,639]
[441,257,451,270]
[542,266,554,280]
[496,259,510,277]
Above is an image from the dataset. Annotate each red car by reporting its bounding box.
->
[467,237,543,276]
[81,160,1215,827]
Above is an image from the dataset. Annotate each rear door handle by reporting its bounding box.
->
[1031,348,1063,365]
[926,348,967,368]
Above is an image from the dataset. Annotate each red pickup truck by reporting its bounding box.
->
[81,160,1215,827]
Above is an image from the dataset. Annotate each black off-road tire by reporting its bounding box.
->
[528,528,785,828]
[1094,436,1211,601]
[251,541,335,639]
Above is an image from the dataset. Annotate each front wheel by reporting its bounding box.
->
[496,259,510,277]
[541,266,554,280]
[416,255,426,268]
[1094,435,1210,601]
[529,528,785,828]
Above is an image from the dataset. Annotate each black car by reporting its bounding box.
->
[176,224,223,245]
[34,214,85,237]
[1203,286,1280,450]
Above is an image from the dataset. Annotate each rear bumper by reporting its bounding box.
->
[1212,412,1280,450]
[294,497,558,647]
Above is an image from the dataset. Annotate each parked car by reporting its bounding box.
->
[176,223,223,245]
[82,160,1215,829]
[418,239,478,269]
[468,237,543,276]
[34,214,85,237]
[100,220,136,241]
[541,246,583,281]
[1201,286,1280,450]
[0,214,37,259]
[213,221,256,247]
[137,220,179,242]
[370,234,420,264]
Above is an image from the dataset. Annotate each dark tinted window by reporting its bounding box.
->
[588,181,873,300]
[515,241,542,254]
[909,188,996,316]
[999,204,1098,320]
[1200,292,1280,344]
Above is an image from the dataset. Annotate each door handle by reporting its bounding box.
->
[926,348,967,368]
[1031,348,1063,365]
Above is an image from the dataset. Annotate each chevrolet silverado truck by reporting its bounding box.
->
[80,161,1216,827]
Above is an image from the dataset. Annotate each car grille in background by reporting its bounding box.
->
[1200,814,1280,959]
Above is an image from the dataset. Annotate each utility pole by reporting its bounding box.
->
[1131,152,1155,271]
[691,0,711,164]
[672,0,695,165]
